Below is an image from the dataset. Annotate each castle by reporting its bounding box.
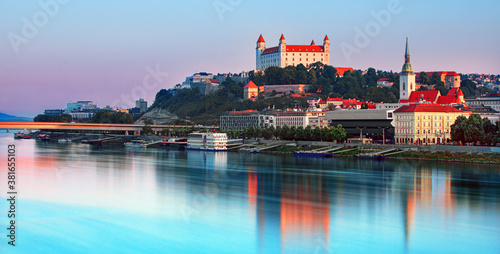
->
[256,34,330,71]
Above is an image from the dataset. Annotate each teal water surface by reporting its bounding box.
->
[0,133,499,253]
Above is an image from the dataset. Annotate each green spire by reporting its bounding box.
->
[405,37,410,59]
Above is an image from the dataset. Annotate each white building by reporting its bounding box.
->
[256,34,330,71]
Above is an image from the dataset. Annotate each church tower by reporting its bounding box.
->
[400,37,415,101]
[256,34,266,70]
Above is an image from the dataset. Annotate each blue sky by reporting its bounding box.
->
[1,0,499,116]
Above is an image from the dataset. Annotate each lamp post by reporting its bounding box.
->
[378,127,388,145]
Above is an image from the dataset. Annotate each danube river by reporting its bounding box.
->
[0,133,499,253]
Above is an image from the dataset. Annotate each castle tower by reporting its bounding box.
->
[256,34,266,70]
[323,35,330,65]
[400,37,416,101]
[279,34,286,52]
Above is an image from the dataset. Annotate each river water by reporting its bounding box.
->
[0,133,499,253]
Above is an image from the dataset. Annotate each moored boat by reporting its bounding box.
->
[186,132,227,151]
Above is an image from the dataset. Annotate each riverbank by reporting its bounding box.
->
[262,145,500,164]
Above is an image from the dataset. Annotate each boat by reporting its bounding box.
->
[14,132,24,139]
[37,134,51,141]
[159,137,187,150]
[186,132,227,151]
[124,140,148,148]
[22,135,32,139]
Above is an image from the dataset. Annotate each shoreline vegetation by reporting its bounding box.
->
[264,145,500,164]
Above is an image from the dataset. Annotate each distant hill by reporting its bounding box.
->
[0,112,33,122]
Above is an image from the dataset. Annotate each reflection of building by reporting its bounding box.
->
[250,171,330,253]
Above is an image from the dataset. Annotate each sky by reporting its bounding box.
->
[0,0,499,117]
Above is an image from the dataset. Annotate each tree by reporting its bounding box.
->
[142,125,153,135]
[451,116,467,144]
[34,114,72,123]
[463,114,484,144]
[419,72,430,85]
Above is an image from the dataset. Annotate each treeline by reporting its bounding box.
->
[223,125,347,142]
[90,111,134,124]
[34,114,72,122]
[451,114,500,146]
[151,78,309,125]
[250,63,401,102]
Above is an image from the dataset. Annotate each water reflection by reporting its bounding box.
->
[1,134,500,254]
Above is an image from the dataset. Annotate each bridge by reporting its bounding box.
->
[0,122,219,134]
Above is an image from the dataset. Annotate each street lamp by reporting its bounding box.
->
[378,127,388,145]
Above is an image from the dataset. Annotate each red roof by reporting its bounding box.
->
[400,90,440,103]
[257,35,265,42]
[378,78,390,82]
[261,46,279,55]
[280,34,285,40]
[394,104,463,113]
[324,35,329,41]
[416,71,459,79]
[210,79,219,84]
[335,67,354,76]
[311,40,315,45]
[229,110,259,114]
[285,45,324,53]
[244,81,258,88]
[436,96,460,105]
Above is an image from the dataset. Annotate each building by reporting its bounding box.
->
[393,104,466,145]
[416,71,460,89]
[398,38,465,106]
[256,34,330,71]
[244,81,260,100]
[377,78,394,88]
[465,94,500,112]
[220,110,261,130]
[326,109,395,142]
[220,110,327,130]
[136,98,148,113]
[335,67,354,77]
[399,38,416,101]
[44,109,64,116]
[263,84,311,95]
[65,101,96,113]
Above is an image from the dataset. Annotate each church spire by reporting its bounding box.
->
[405,37,410,62]
[401,37,413,74]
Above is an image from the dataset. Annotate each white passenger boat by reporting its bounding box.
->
[186,132,227,151]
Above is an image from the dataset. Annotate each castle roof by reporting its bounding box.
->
[311,40,315,45]
[324,35,329,41]
[280,34,285,40]
[244,81,258,88]
[257,34,265,42]
[394,104,463,113]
